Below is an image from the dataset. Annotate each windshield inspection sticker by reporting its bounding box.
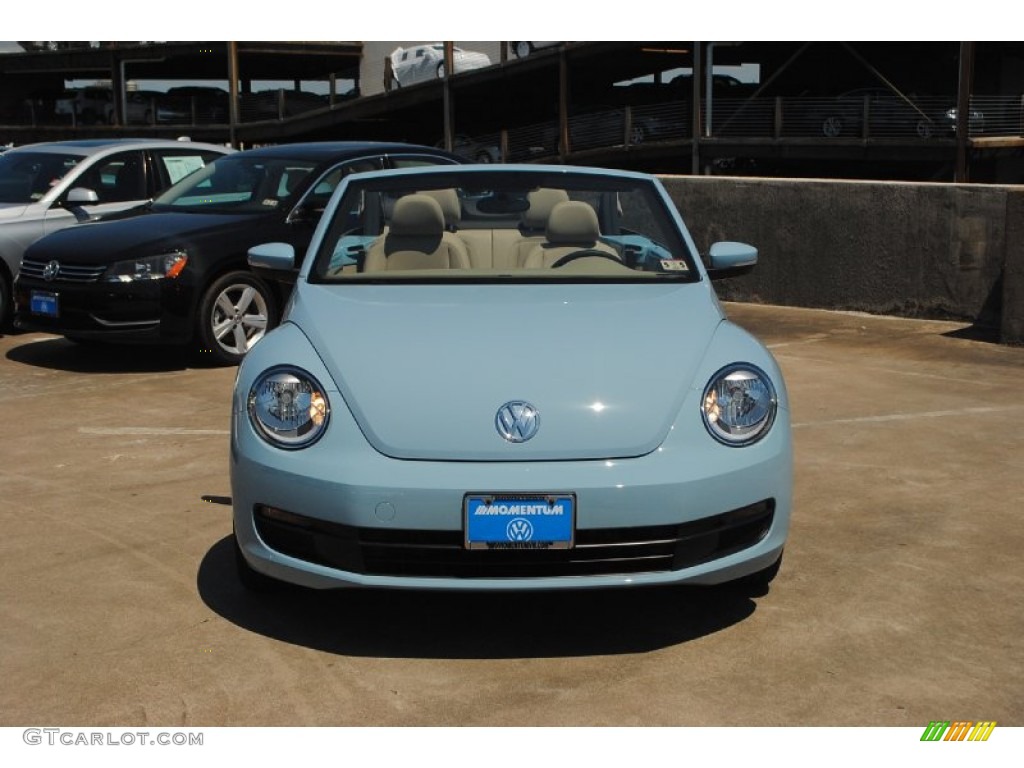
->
[660,259,687,271]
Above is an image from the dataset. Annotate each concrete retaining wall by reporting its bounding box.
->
[659,176,1024,344]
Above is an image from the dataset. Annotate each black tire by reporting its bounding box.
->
[514,41,534,58]
[234,534,280,593]
[196,270,278,366]
[0,272,11,332]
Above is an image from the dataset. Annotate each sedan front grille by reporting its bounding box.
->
[253,500,775,579]
[20,258,106,283]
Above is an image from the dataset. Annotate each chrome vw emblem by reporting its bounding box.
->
[42,260,61,282]
[495,401,539,443]
[507,518,534,542]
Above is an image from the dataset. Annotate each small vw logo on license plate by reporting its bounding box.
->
[506,518,534,541]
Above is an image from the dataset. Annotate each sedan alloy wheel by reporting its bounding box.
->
[198,271,277,365]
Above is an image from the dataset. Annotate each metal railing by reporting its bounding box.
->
[3,93,1021,146]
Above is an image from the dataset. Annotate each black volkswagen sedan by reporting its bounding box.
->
[14,142,461,364]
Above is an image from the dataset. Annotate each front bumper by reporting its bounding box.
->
[231,402,792,592]
[14,273,196,344]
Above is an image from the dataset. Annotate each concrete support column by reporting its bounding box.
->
[1002,189,1024,344]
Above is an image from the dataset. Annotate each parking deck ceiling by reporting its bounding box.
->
[1,41,364,82]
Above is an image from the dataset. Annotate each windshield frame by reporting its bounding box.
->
[306,166,704,285]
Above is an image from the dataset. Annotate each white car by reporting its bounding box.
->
[0,138,231,327]
[389,44,491,88]
[511,41,561,58]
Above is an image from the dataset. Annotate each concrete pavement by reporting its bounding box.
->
[1,303,1021,726]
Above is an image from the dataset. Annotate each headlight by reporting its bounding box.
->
[247,367,330,449]
[103,250,188,282]
[701,363,777,446]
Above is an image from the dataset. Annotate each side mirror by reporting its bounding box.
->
[248,242,298,285]
[707,241,757,280]
[66,187,99,205]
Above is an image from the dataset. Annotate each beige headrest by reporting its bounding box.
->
[523,188,570,229]
[417,188,461,229]
[390,194,445,237]
[546,201,600,244]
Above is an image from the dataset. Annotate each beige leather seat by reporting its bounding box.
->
[417,188,461,231]
[523,200,618,268]
[508,188,570,268]
[363,194,471,272]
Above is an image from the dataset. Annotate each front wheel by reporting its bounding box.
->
[196,271,278,366]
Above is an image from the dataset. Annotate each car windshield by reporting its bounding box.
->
[0,151,83,203]
[151,154,318,213]
[310,168,699,282]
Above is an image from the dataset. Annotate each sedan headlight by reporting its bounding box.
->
[701,364,777,446]
[103,250,188,282]
[247,367,330,449]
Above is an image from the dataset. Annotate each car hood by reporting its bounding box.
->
[292,282,722,461]
[23,210,270,263]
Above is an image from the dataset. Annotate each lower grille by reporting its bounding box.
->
[253,500,774,579]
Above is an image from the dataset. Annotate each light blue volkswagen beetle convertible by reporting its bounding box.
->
[232,164,791,594]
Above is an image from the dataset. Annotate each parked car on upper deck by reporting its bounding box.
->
[165,86,230,123]
[0,138,230,327]
[389,44,491,88]
[436,134,501,163]
[232,163,791,594]
[54,87,115,124]
[14,142,462,363]
[511,41,561,58]
[126,90,191,124]
[813,87,984,138]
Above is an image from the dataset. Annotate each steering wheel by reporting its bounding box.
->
[549,249,623,269]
